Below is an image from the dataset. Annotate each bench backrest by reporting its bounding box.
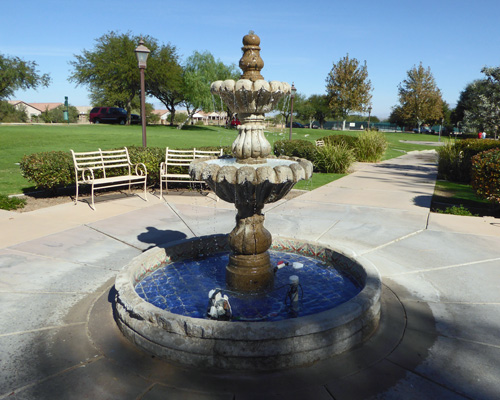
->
[165,147,223,167]
[71,148,131,179]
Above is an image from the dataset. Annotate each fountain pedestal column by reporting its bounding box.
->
[226,206,273,292]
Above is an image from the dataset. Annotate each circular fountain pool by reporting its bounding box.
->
[115,236,381,370]
[134,250,362,322]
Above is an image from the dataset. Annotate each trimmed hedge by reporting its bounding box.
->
[273,139,317,161]
[437,139,500,183]
[471,148,500,204]
[19,146,231,192]
[319,134,358,149]
[20,151,74,191]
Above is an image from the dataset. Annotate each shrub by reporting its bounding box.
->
[313,143,356,173]
[19,151,74,191]
[436,205,476,216]
[273,139,317,161]
[19,145,231,192]
[0,194,26,210]
[438,139,500,183]
[319,134,358,149]
[471,148,500,204]
[0,101,28,122]
[354,130,388,162]
[127,146,165,187]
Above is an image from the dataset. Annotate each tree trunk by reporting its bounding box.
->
[342,120,346,131]
[177,108,197,130]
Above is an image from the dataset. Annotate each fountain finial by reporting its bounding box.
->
[239,31,264,81]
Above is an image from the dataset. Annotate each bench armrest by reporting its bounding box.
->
[134,163,148,176]
[159,161,166,175]
[81,168,95,183]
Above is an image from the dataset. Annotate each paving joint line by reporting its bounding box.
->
[0,322,86,338]
[315,220,341,242]
[85,224,144,251]
[388,257,500,276]
[385,358,475,400]
[359,229,425,255]
[164,202,197,237]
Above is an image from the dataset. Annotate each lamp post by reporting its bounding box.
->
[289,83,297,141]
[135,39,150,147]
[367,105,372,131]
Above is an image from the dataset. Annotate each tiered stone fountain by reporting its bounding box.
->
[114,32,381,370]
[190,31,312,293]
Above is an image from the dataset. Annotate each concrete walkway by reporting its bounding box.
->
[1,151,500,399]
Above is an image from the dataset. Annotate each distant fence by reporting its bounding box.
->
[316,121,402,132]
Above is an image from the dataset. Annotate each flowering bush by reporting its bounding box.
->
[471,148,500,204]
[438,139,500,183]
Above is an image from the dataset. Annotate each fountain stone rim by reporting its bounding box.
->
[114,236,382,370]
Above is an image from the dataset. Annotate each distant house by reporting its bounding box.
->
[151,109,190,124]
[75,106,92,124]
[192,111,227,125]
[7,101,93,123]
[152,109,170,124]
[8,101,63,120]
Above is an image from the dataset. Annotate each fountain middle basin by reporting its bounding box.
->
[115,236,381,370]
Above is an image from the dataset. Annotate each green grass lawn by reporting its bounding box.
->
[0,124,441,196]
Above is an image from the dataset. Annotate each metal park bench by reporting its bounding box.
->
[159,147,223,198]
[70,147,148,210]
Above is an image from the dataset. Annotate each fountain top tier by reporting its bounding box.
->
[211,31,291,116]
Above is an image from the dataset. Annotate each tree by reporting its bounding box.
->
[179,51,238,129]
[396,63,443,132]
[70,32,162,124]
[277,92,306,127]
[40,104,79,123]
[296,94,330,129]
[146,44,184,125]
[0,54,51,100]
[388,105,407,130]
[326,54,372,130]
[0,101,28,122]
[457,67,500,139]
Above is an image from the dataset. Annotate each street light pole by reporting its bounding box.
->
[289,83,296,141]
[367,105,372,131]
[135,39,150,148]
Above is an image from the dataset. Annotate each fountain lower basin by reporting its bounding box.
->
[114,236,381,370]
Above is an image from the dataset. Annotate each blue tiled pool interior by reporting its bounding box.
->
[135,251,362,322]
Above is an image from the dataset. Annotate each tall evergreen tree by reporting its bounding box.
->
[397,63,443,132]
[326,54,372,130]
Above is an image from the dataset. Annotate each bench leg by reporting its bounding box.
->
[143,179,148,201]
[75,182,79,205]
[90,184,96,210]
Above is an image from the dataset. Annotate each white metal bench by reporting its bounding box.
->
[159,147,223,197]
[71,147,148,210]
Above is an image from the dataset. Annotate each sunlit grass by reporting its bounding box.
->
[0,124,443,195]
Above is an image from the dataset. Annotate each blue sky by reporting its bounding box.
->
[3,0,500,119]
